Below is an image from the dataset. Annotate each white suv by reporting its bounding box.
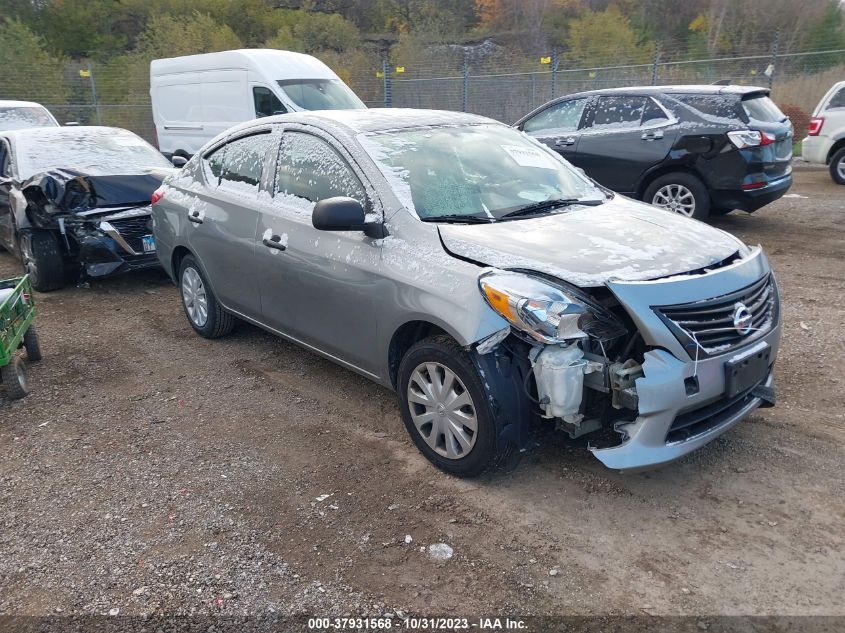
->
[802,81,845,184]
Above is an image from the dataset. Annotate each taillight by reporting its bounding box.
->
[807,117,824,136]
[151,187,166,205]
[727,129,776,149]
[759,131,776,146]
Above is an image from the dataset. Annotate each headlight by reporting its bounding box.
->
[479,271,591,343]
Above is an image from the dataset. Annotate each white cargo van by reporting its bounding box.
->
[150,49,366,158]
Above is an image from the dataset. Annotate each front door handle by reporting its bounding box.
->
[188,212,203,224]
[263,235,286,251]
[641,130,664,140]
[555,137,576,147]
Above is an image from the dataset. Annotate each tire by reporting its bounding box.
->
[1,355,29,400]
[178,254,236,338]
[23,325,42,362]
[18,230,65,292]
[397,335,504,477]
[644,172,711,220]
[829,147,845,185]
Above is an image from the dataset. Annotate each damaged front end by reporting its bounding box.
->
[21,170,162,280]
[475,248,781,471]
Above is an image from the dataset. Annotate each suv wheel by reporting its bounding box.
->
[397,335,503,477]
[178,255,236,338]
[830,147,845,185]
[644,173,711,220]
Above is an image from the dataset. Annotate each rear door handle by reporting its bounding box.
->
[555,137,576,147]
[641,130,664,140]
[263,235,286,251]
[188,213,203,224]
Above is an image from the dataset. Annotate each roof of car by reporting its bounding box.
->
[565,84,769,98]
[0,100,50,108]
[0,125,135,141]
[247,108,497,134]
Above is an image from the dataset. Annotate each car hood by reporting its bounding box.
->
[438,196,745,287]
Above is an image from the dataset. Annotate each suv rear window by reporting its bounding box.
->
[671,95,742,120]
[742,96,786,123]
[827,87,845,110]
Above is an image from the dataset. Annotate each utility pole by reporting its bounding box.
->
[768,29,780,90]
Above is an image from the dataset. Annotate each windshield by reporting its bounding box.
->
[359,124,606,221]
[0,106,58,131]
[742,96,786,123]
[16,129,172,179]
[276,79,365,110]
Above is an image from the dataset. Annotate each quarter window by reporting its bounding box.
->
[218,133,274,192]
[827,87,845,109]
[589,96,647,129]
[275,132,365,205]
[202,146,226,184]
[522,98,588,134]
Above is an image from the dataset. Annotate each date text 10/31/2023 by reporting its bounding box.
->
[307,617,528,630]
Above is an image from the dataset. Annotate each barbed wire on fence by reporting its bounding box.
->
[3,31,844,146]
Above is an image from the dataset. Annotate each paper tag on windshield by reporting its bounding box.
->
[502,145,556,169]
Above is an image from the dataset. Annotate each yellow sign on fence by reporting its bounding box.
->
[79,69,91,78]
[540,56,551,65]
[395,66,405,73]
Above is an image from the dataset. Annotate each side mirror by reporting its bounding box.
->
[171,155,188,168]
[313,197,365,231]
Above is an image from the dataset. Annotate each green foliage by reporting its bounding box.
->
[563,6,655,65]
[0,18,68,103]
[134,12,243,60]
[266,11,361,54]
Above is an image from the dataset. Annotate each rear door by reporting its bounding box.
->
[575,95,678,193]
[741,92,793,179]
[519,97,589,163]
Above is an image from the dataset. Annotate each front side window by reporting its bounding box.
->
[218,133,275,193]
[359,124,605,221]
[275,131,365,205]
[522,98,588,135]
[587,96,647,129]
[253,87,286,118]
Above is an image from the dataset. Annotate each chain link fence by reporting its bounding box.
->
[6,33,844,148]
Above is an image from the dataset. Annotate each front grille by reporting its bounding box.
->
[109,216,152,253]
[655,275,777,358]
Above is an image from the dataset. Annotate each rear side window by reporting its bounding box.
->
[589,96,647,129]
[827,87,845,110]
[673,94,742,120]
[275,132,365,205]
[218,133,275,192]
[523,98,588,134]
[742,96,786,123]
[641,98,671,126]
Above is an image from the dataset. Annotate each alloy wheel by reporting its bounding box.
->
[181,266,208,327]
[407,362,478,459]
[652,184,696,216]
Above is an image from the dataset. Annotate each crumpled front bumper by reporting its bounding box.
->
[78,234,159,278]
[591,247,781,471]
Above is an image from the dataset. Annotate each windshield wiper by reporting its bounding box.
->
[419,214,494,224]
[499,197,603,220]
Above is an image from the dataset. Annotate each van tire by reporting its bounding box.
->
[644,172,711,220]
[829,147,845,185]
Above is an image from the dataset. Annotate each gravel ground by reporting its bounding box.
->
[1,169,843,624]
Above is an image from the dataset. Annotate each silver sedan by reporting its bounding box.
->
[151,109,781,476]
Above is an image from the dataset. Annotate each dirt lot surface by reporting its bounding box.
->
[1,168,843,622]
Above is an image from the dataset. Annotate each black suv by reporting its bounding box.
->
[515,85,793,220]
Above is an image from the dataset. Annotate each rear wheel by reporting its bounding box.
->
[18,230,65,292]
[644,172,711,220]
[178,255,236,338]
[397,335,502,477]
[830,147,845,185]
[1,355,29,400]
[23,325,42,362]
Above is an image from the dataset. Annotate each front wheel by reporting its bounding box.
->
[1,355,29,400]
[830,147,845,185]
[178,255,236,338]
[644,172,711,220]
[18,230,65,292]
[397,335,503,477]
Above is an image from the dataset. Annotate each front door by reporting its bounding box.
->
[574,95,678,194]
[521,97,589,164]
[255,128,383,375]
